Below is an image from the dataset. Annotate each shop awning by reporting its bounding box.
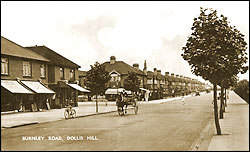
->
[105,88,131,95]
[140,88,150,92]
[21,81,55,94]
[68,84,90,93]
[1,80,34,94]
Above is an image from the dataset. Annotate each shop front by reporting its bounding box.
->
[49,81,90,108]
[1,79,34,112]
[20,80,55,111]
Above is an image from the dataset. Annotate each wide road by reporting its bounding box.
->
[1,93,215,151]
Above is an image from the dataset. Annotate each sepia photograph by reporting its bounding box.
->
[1,1,249,151]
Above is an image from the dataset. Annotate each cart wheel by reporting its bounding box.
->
[71,109,76,118]
[118,107,124,116]
[134,106,138,115]
[64,110,69,119]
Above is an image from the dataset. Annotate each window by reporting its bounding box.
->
[23,61,31,76]
[147,79,153,84]
[40,64,46,78]
[1,58,8,75]
[60,67,64,80]
[110,73,120,82]
[70,69,74,80]
[161,80,165,84]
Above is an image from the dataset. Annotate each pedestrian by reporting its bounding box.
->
[182,92,185,105]
[105,100,108,106]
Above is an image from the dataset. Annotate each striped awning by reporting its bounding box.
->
[1,80,34,94]
[68,83,90,92]
[140,88,150,92]
[105,88,131,95]
[21,81,55,94]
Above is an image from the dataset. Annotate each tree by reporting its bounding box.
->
[84,62,111,112]
[124,71,140,93]
[181,7,248,135]
[234,79,249,104]
[219,75,238,115]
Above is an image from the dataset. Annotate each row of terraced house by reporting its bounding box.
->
[1,36,207,112]
[79,56,207,101]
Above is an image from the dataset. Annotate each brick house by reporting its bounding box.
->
[26,45,87,108]
[146,68,166,100]
[1,36,55,112]
[101,56,147,100]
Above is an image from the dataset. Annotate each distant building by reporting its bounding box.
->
[101,56,147,100]
[102,56,147,89]
[78,70,87,88]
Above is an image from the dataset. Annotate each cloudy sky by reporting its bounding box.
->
[1,1,249,82]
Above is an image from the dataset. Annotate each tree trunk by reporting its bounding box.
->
[220,85,224,119]
[213,83,222,135]
[224,89,227,107]
[96,94,98,113]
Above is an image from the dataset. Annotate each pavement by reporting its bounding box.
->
[207,91,249,151]
[1,93,197,128]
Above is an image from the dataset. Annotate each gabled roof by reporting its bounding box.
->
[147,71,165,80]
[164,74,172,81]
[146,71,153,79]
[102,61,145,76]
[26,46,80,68]
[1,36,49,62]
[169,75,179,82]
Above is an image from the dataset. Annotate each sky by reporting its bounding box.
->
[1,1,249,82]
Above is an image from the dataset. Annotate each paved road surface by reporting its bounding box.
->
[1,93,214,151]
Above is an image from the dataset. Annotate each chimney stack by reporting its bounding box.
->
[165,72,169,75]
[110,56,116,64]
[153,68,157,75]
[171,73,175,76]
[133,63,139,70]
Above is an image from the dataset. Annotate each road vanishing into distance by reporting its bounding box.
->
[1,93,215,151]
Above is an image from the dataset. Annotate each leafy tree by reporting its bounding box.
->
[218,75,238,117]
[234,79,249,104]
[124,71,140,93]
[181,7,248,135]
[84,62,111,112]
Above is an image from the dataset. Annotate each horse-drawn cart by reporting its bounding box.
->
[116,94,138,116]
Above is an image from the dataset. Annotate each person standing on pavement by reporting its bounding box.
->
[182,92,185,105]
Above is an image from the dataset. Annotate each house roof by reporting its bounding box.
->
[102,61,145,76]
[146,71,154,79]
[147,71,165,80]
[169,75,179,82]
[1,36,49,62]
[25,46,80,68]
[164,74,173,81]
